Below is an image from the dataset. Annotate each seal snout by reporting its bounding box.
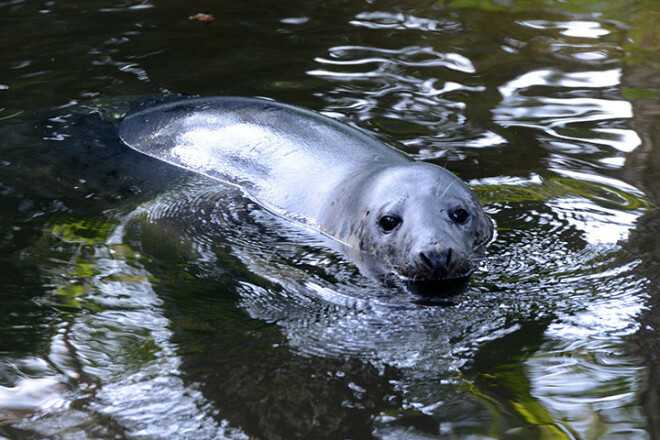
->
[419,248,452,274]
[415,245,470,281]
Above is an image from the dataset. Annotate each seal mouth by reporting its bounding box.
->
[396,264,475,284]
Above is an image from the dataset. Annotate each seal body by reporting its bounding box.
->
[119,97,492,281]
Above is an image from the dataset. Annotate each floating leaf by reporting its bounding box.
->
[190,12,215,23]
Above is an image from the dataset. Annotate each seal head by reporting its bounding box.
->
[322,162,492,282]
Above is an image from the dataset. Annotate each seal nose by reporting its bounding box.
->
[418,248,453,278]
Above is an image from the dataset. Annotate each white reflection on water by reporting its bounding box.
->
[472,166,651,437]
[349,11,461,33]
[590,128,642,153]
[86,231,244,439]
[546,167,650,244]
[308,42,483,152]
[495,68,641,153]
[519,20,611,39]
[496,96,631,125]
[499,69,621,93]
[526,268,648,439]
[13,230,247,440]
[550,198,641,244]
[0,377,66,415]
[310,45,476,76]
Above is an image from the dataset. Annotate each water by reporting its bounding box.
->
[1,0,659,438]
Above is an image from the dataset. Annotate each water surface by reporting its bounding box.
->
[1,0,660,438]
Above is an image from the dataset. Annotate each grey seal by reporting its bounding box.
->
[119,97,492,282]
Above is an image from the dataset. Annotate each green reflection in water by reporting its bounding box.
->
[44,216,143,313]
[49,217,114,245]
[460,320,579,439]
[473,177,654,211]
[445,0,660,67]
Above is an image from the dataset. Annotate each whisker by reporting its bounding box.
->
[439,179,457,200]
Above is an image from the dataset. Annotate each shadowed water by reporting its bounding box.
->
[1,0,659,439]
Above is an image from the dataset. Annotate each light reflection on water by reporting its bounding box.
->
[519,20,612,39]
[349,11,462,33]
[6,220,244,439]
[0,0,659,438]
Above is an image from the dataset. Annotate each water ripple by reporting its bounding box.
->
[315,45,475,73]
[349,11,461,33]
[2,0,658,436]
[495,68,641,153]
[519,20,612,39]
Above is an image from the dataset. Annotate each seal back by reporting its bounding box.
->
[119,97,410,228]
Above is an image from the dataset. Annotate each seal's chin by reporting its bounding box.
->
[405,275,471,300]
[372,268,472,297]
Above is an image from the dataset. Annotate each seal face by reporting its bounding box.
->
[119,96,492,283]
[321,163,492,281]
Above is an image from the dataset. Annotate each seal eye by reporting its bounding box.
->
[378,215,401,233]
[450,208,469,224]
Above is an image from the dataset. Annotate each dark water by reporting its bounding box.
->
[1,0,660,438]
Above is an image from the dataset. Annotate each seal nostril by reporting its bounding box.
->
[445,248,452,267]
[419,252,433,271]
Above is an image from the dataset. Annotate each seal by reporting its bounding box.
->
[119,97,492,282]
